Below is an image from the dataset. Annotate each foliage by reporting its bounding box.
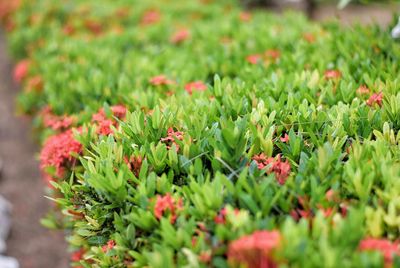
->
[2,0,400,267]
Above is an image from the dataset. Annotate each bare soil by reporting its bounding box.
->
[0,31,69,268]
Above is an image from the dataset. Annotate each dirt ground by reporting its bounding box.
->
[0,30,69,268]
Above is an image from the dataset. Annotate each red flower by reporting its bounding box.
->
[41,106,74,131]
[324,70,341,80]
[71,248,85,262]
[63,24,75,36]
[92,105,127,135]
[161,127,184,151]
[252,154,291,185]
[154,193,183,224]
[150,75,174,86]
[303,33,316,43]
[171,29,190,44]
[124,155,143,177]
[26,75,43,92]
[359,238,400,266]
[265,49,280,61]
[228,230,281,268]
[102,240,116,253]
[141,10,161,25]
[280,134,289,143]
[84,19,102,35]
[366,92,383,107]
[13,59,30,83]
[239,11,252,22]
[357,85,370,95]
[184,81,207,94]
[246,54,262,65]
[40,129,82,183]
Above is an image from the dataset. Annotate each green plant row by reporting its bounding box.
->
[2,0,400,267]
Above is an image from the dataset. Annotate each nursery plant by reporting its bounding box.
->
[1,0,400,267]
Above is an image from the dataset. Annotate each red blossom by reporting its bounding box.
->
[239,11,252,22]
[13,59,30,83]
[41,107,74,131]
[71,248,85,262]
[280,134,289,143]
[92,105,127,135]
[171,29,190,44]
[124,155,143,177]
[40,129,82,183]
[324,69,342,80]
[366,92,383,107]
[84,19,103,35]
[184,81,207,94]
[357,85,370,95]
[246,54,262,65]
[265,49,280,61]
[150,75,174,86]
[199,252,212,263]
[26,75,43,92]
[303,33,316,43]
[141,10,161,25]
[161,127,184,151]
[154,193,183,224]
[359,238,400,266]
[228,230,281,268]
[252,154,291,185]
[102,240,116,253]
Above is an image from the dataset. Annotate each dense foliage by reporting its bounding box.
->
[2,0,400,267]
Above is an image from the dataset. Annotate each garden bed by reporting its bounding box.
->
[1,0,400,267]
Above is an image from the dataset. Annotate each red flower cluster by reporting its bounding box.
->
[13,59,30,83]
[41,106,74,131]
[154,193,183,224]
[246,49,280,65]
[171,29,190,44]
[357,85,370,95]
[161,127,184,151]
[324,69,342,80]
[252,154,291,185]
[239,11,252,22]
[149,75,174,86]
[124,155,143,177]
[92,105,127,135]
[228,230,281,268]
[71,248,85,262]
[26,75,44,92]
[214,207,240,225]
[359,238,400,266]
[40,129,82,183]
[366,92,383,107]
[141,10,161,25]
[102,240,116,253]
[184,81,207,95]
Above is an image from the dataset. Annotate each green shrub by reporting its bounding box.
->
[3,0,400,267]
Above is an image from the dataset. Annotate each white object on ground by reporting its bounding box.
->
[0,195,11,253]
[0,256,19,268]
[392,17,400,39]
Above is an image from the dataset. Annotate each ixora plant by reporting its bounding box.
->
[2,0,400,267]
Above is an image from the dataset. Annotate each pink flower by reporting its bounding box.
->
[228,230,281,268]
[239,11,252,22]
[184,81,207,94]
[359,238,400,266]
[357,85,370,95]
[265,49,280,61]
[41,107,74,131]
[102,240,116,253]
[324,69,341,80]
[71,248,85,262]
[246,54,262,65]
[40,130,82,183]
[161,127,184,151]
[366,92,383,107]
[91,105,127,135]
[13,59,30,83]
[170,29,190,44]
[280,134,289,143]
[141,10,161,25]
[252,154,291,185]
[150,75,174,86]
[154,193,183,224]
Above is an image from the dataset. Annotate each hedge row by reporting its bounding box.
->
[2,0,400,267]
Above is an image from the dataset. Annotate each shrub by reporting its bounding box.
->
[2,0,400,267]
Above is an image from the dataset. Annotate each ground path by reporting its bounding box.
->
[0,31,69,268]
